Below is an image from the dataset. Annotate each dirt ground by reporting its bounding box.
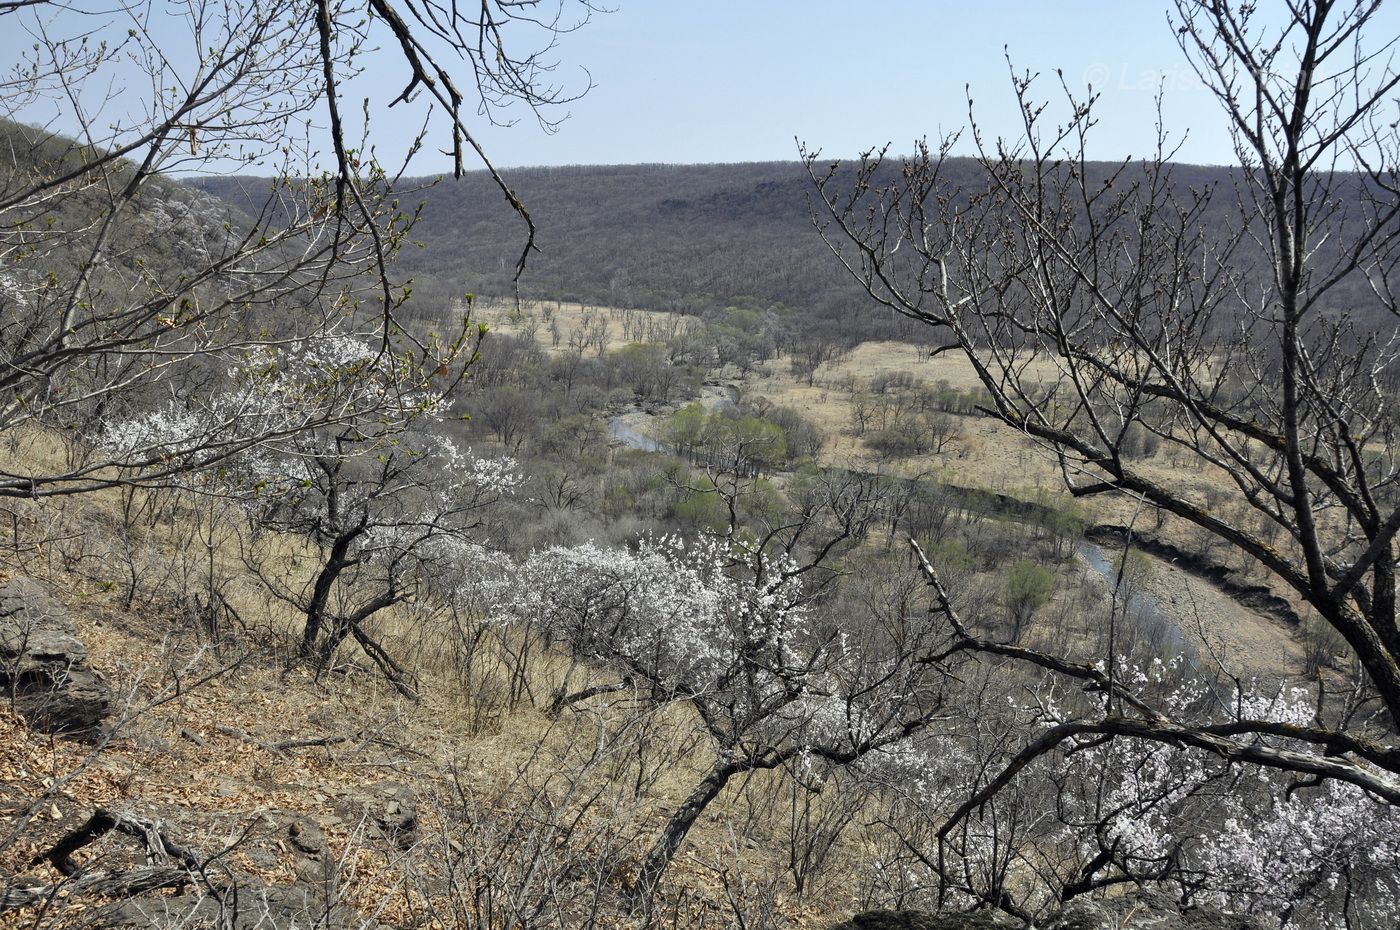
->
[1141,556,1306,680]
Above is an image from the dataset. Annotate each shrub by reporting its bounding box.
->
[1005,560,1055,641]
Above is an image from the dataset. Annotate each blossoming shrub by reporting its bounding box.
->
[878,659,1400,926]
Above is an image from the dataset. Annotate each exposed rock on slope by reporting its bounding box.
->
[0,577,110,738]
[830,899,1268,930]
[344,780,418,850]
[5,802,373,928]
[829,910,1010,930]
[1047,894,1267,929]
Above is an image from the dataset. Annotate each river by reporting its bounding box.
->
[606,388,1224,669]
[1076,541,1187,651]
[606,384,738,453]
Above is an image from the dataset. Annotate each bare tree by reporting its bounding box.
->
[806,0,1400,896]
[0,0,598,497]
[240,423,520,695]
[501,466,955,908]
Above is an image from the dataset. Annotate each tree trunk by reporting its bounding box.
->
[630,758,741,909]
[296,527,362,662]
[313,617,351,671]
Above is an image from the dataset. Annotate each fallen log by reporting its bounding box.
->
[3,866,193,911]
[1,808,216,914]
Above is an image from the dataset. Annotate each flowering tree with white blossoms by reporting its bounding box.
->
[1070,680,1400,928]
[878,580,1400,924]
[1,0,598,498]
[92,330,470,486]
[502,523,957,906]
[242,426,521,696]
[98,331,520,692]
[807,0,1400,919]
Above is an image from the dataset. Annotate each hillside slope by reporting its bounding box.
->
[196,159,1383,343]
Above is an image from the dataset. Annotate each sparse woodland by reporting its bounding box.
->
[2,2,1400,930]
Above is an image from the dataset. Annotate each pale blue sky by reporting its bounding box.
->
[465,1,1241,167]
[5,2,1399,171]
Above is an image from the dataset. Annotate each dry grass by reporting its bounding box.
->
[0,459,863,930]
[472,297,702,358]
[473,299,1251,534]
[0,301,1319,926]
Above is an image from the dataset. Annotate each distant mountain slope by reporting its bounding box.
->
[197,161,896,331]
[1,119,259,288]
[195,159,1384,343]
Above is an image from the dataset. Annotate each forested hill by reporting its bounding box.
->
[195,158,1372,341]
[396,161,901,319]
[197,161,898,333]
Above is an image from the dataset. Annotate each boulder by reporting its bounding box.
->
[281,813,336,889]
[12,804,373,930]
[830,911,1010,930]
[0,577,110,737]
[1047,894,1268,930]
[343,780,418,849]
[830,899,1268,930]
[95,883,371,930]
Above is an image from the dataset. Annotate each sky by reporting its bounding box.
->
[464,1,1242,168]
[5,1,1400,172]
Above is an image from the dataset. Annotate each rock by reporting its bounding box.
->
[343,780,417,849]
[1046,894,1268,930]
[286,817,326,856]
[830,911,1011,930]
[0,577,110,738]
[62,806,367,929]
[282,814,335,889]
[12,802,370,929]
[831,899,1268,930]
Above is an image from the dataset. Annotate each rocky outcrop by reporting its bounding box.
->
[1047,893,1267,929]
[830,911,1011,930]
[94,882,370,930]
[5,804,373,930]
[830,897,1268,930]
[0,577,110,737]
[343,780,418,850]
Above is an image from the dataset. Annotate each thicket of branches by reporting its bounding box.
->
[807,0,1400,918]
[5,1,1400,928]
[0,0,599,499]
